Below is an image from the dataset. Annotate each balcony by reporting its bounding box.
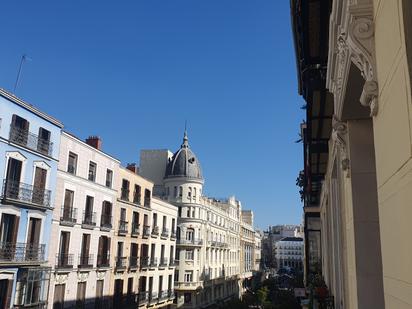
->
[170,230,177,239]
[115,256,127,271]
[55,253,73,269]
[97,254,110,268]
[159,290,169,301]
[161,227,169,238]
[138,291,148,304]
[0,242,46,264]
[177,238,203,246]
[100,214,112,231]
[149,292,158,304]
[78,254,94,269]
[120,188,129,201]
[159,257,168,268]
[9,125,54,156]
[118,220,128,236]
[169,259,178,267]
[81,211,96,229]
[142,225,151,238]
[144,197,151,208]
[2,179,51,209]
[168,289,175,299]
[149,257,158,268]
[174,281,203,291]
[129,256,139,270]
[140,256,150,269]
[60,206,77,226]
[131,223,140,237]
[151,226,159,237]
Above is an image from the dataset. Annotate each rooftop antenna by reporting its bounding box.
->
[14,54,31,93]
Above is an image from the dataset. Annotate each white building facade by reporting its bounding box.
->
[274,237,304,271]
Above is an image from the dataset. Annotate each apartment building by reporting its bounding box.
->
[240,211,255,293]
[292,0,412,307]
[139,131,258,308]
[0,89,63,308]
[253,231,262,273]
[48,133,120,309]
[111,164,177,308]
[274,237,303,270]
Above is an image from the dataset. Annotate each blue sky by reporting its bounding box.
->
[0,0,305,229]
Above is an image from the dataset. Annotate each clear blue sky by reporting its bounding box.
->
[0,0,305,229]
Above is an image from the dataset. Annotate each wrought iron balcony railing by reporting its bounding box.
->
[120,188,129,201]
[82,211,96,226]
[159,257,168,267]
[78,254,94,268]
[168,289,175,299]
[60,206,77,224]
[177,238,203,246]
[2,179,51,208]
[97,254,110,268]
[0,242,46,263]
[159,290,169,300]
[131,222,140,236]
[129,256,139,269]
[118,220,128,235]
[143,225,151,237]
[9,125,54,156]
[169,259,178,266]
[151,226,159,236]
[170,230,177,239]
[149,292,158,304]
[115,256,127,269]
[55,253,73,269]
[140,256,150,268]
[138,291,148,304]
[149,257,158,267]
[100,214,112,230]
[161,227,169,238]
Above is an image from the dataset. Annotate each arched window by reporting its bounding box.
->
[188,187,192,197]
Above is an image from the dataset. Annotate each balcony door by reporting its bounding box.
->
[32,167,47,205]
[0,214,19,260]
[80,234,90,266]
[0,279,13,309]
[59,232,70,266]
[26,218,41,260]
[5,158,22,199]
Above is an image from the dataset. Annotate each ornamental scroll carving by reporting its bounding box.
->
[347,8,379,116]
[332,116,350,177]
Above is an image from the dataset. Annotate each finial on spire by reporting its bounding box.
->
[182,121,189,148]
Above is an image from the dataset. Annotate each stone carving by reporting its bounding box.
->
[347,11,379,116]
[55,273,68,284]
[96,271,106,280]
[77,272,89,282]
[332,116,350,177]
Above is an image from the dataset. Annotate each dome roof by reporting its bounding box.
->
[165,131,203,181]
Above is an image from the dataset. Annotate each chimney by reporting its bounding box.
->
[126,163,139,174]
[86,136,102,150]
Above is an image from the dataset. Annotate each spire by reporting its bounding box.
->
[181,121,189,148]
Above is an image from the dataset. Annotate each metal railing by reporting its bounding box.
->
[159,257,168,267]
[55,253,73,269]
[0,242,46,262]
[120,188,129,201]
[151,226,159,236]
[159,290,169,300]
[168,289,175,299]
[2,179,51,208]
[144,197,151,207]
[170,230,177,239]
[82,211,96,226]
[140,256,150,268]
[131,222,140,236]
[118,220,128,234]
[138,291,148,303]
[129,256,139,268]
[133,192,141,205]
[100,214,112,229]
[60,206,77,224]
[143,225,151,237]
[149,257,158,267]
[67,164,76,175]
[177,238,203,246]
[9,125,53,156]
[161,227,169,238]
[97,254,110,268]
[149,292,158,304]
[169,259,178,266]
[115,256,127,269]
[78,254,94,268]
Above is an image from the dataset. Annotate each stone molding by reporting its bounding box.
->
[327,0,378,117]
[331,116,350,177]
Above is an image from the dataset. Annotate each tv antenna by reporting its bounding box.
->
[14,54,32,93]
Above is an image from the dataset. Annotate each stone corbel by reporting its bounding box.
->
[347,7,379,116]
[332,116,350,177]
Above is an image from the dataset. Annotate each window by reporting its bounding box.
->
[144,189,151,207]
[184,292,192,304]
[88,162,97,182]
[37,127,51,154]
[14,269,50,307]
[174,186,178,197]
[67,152,77,174]
[188,187,192,197]
[121,179,130,201]
[185,250,194,260]
[184,271,193,282]
[133,184,141,204]
[186,229,194,241]
[105,169,113,188]
[179,186,183,197]
[76,282,86,307]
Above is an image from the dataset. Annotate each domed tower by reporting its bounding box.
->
[163,130,204,203]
